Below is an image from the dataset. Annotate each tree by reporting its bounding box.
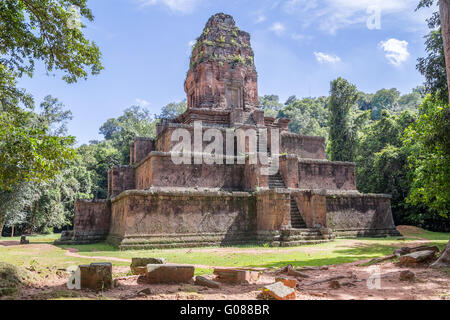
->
[404,95,450,217]
[327,78,360,162]
[158,101,187,119]
[0,106,75,190]
[259,95,284,117]
[0,0,103,83]
[417,0,448,102]
[440,0,450,102]
[0,96,76,236]
[370,88,401,120]
[279,96,329,138]
[99,106,157,164]
[356,110,419,225]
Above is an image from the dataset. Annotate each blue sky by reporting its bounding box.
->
[17,0,436,144]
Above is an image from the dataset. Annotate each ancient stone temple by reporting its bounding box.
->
[56,13,400,249]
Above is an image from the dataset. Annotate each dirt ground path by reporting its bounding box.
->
[7,259,449,301]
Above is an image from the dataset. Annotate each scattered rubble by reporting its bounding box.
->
[195,276,221,288]
[20,236,29,245]
[79,263,113,291]
[275,276,297,289]
[399,270,415,282]
[145,264,194,284]
[131,258,166,275]
[213,268,260,285]
[262,282,296,300]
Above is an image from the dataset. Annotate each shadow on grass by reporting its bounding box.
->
[56,243,118,253]
[255,240,446,269]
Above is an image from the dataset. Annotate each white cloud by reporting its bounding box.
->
[138,0,202,14]
[255,14,266,24]
[282,0,420,34]
[379,38,410,66]
[135,98,150,107]
[270,22,286,35]
[314,52,341,64]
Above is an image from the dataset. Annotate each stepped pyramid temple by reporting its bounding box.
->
[56,13,400,249]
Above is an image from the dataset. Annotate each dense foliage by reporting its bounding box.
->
[0,0,102,235]
[327,77,360,162]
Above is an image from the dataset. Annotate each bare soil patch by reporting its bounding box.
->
[5,259,448,300]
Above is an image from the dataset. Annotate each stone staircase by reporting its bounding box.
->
[280,229,334,247]
[268,172,285,189]
[264,168,335,246]
[256,130,271,156]
[290,198,307,229]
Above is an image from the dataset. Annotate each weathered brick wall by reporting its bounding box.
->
[108,189,256,248]
[73,200,111,243]
[107,166,135,198]
[155,123,274,155]
[130,138,155,165]
[326,194,398,236]
[185,14,258,111]
[281,133,326,159]
[298,159,356,190]
[256,190,291,231]
[291,190,327,228]
[279,155,299,188]
[135,153,245,190]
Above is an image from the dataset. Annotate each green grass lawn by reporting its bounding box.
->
[1,229,448,273]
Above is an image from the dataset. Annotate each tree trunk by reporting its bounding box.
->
[11,225,14,238]
[0,216,4,239]
[431,240,450,268]
[440,0,450,103]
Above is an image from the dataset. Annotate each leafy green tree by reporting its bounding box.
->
[416,0,448,103]
[0,106,75,190]
[99,106,157,164]
[327,78,361,162]
[279,96,329,138]
[0,0,103,83]
[76,141,121,199]
[158,101,187,119]
[356,110,419,224]
[404,95,450,217]
[284,95,297,106]
[397,86,426,112]
[259,95,284,117]
[370,88,401,120]
[0,96,76,235]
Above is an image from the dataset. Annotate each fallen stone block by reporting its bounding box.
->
[195,276,221,288]
[399,270,415,282]
[133,266,147,275]
[213,268,260,284]
[79,263,112,291]
[20,236,29,245]
[275,276,297,289]
[263,282,296,300]
[145,264,194,284]
[399,250,436,266]
[131,257,166,275]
